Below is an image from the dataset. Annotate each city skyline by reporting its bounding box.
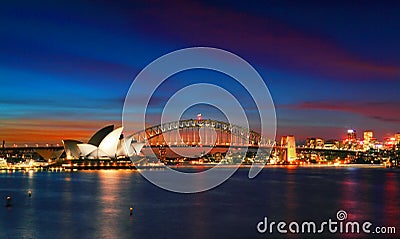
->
[2,120,398,147]
[1,0,399,144]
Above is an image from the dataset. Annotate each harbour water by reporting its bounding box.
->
[0,167,399,239]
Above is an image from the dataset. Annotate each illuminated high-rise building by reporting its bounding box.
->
[395,133,400,145]
[347,129,356,141]
[344,129,358,150]
[363,130,373,142]
[383,137,396,150]
[306,138,324,149]
[363,130,374,151]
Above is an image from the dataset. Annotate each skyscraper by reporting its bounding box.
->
[363,130,374,151]
[395,133,400,145]
[347,129,356,141]
[345,129,358,150]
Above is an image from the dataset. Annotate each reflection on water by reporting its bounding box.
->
[0,167,398,239]
[384,172,398,226]
[96,170,128,239]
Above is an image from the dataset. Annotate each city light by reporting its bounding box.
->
[0,123,399,169]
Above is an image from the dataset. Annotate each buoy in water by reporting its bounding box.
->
[6,196,11,207]
[129,206,133,216]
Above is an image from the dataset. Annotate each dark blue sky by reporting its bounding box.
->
[0,0,399,144]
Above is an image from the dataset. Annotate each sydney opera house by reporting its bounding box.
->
[62,125,145,160]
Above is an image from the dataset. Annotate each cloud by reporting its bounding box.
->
[0,118,122,144]
[284,100,400,123]
[0,97,123,108]
[130,0,400,81]
[0,37,137,84]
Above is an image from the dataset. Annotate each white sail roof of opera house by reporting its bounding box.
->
[63,125,144,159]
[77,144,98,156]
[99,127,123,157]
[116,136,146,157]
[62,139,83,159]
[117,135,133,157]
[87,125,114,147]
[78,127,124,158]
[131,142,145,156]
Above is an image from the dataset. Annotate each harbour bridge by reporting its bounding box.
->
[129,119,275,148]
[1,119,361,162]
[127,119,359,160]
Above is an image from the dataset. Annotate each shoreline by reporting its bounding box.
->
[0,163,394,172]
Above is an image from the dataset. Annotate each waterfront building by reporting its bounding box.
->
[383,137,396,150]
[347,129,356,141]
[344,129,358,150]
[62,140,82,160]
[62,125,144,160]
[306,138,324,149]
[324,139,339,150]
[363,130,375,151]
[395,133,400,145]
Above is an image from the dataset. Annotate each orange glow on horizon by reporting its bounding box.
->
[0,118,121,145]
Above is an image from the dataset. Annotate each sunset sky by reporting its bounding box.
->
[0,0,399,145]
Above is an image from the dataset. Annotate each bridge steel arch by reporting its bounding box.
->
[129,119,274,147]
